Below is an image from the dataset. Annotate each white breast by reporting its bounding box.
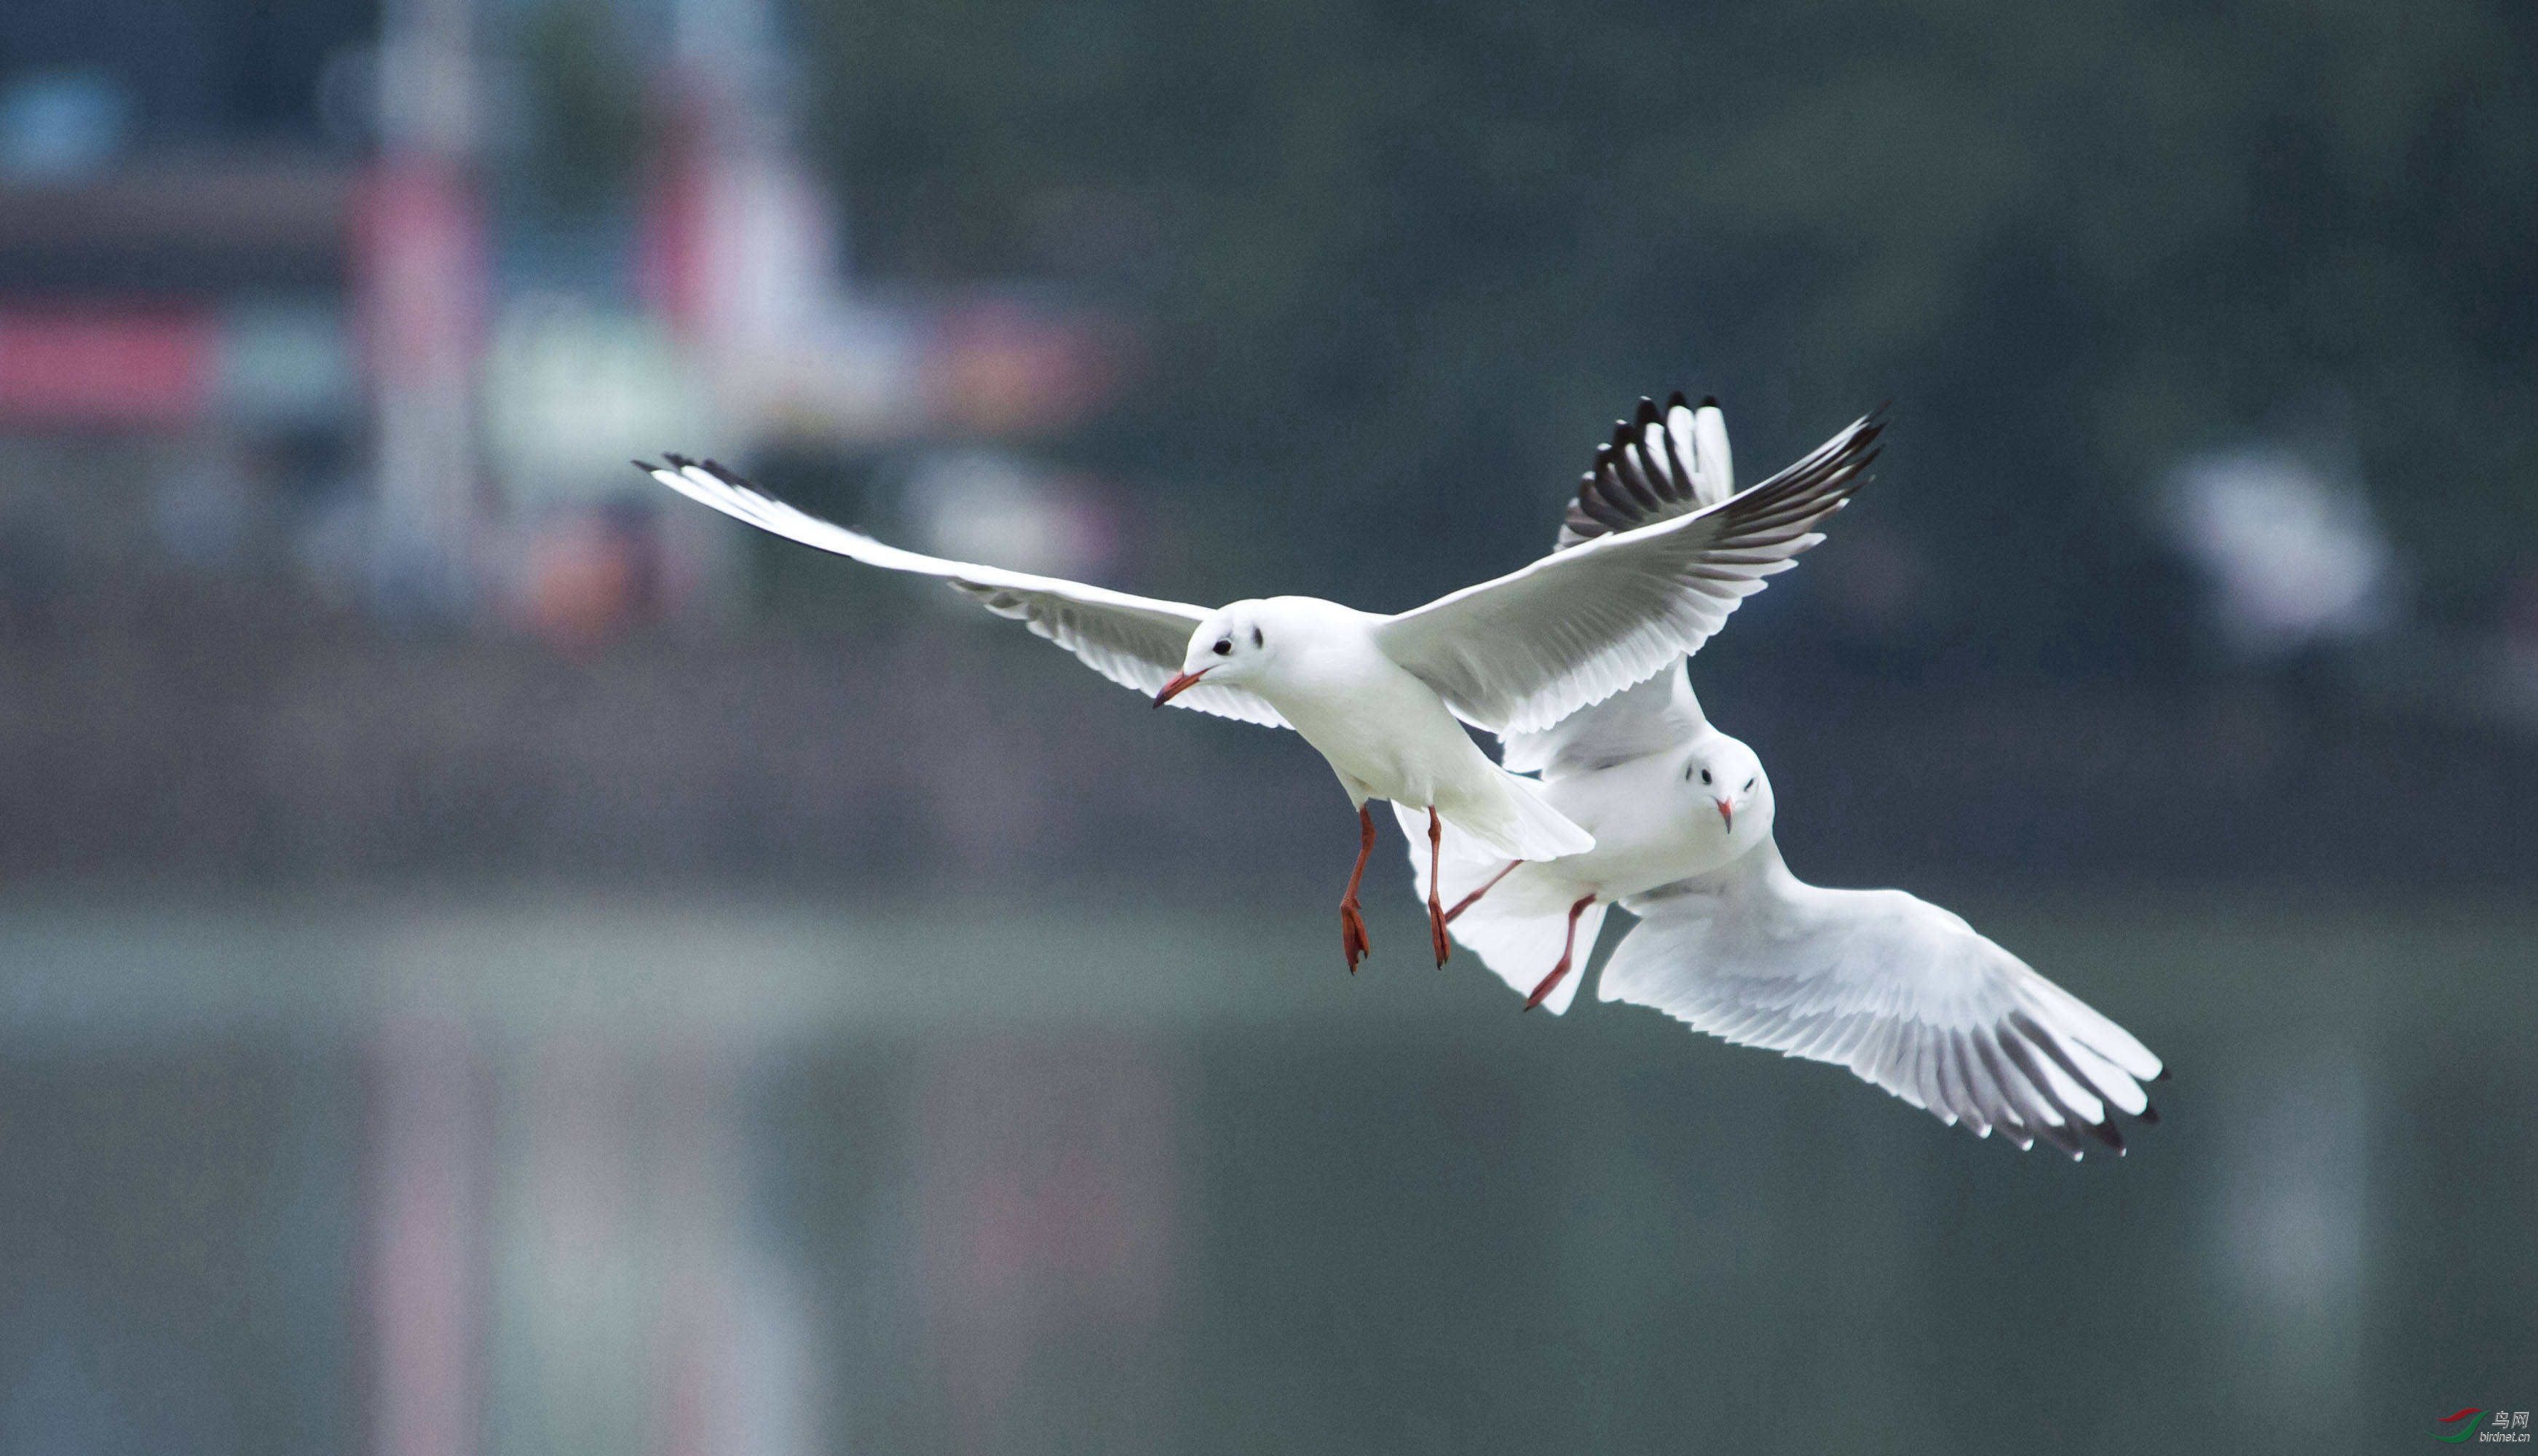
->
[1271,641,1491,806]
[1539,756,1740,898]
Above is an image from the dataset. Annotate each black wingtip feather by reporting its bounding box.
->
[632,459,657,473]
[1553,392,1881,550]
[1699,394,1720,409]
[1665,389,1689,411]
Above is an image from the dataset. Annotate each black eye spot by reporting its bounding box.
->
[1744,776,1756,791]
[1699,769,1712,785]
[1212,638,1233,656]
[1252,626,1264,647]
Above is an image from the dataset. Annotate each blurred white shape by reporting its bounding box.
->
[482,298,708,502]
[2213,1060,2368,1302]
[0,71,130,181]
[717,1244,821,1456]
[377,0,478,159]
[703,151,837,354]
[898,451,1116,582]
[2208,1056,2370,1436]
[2162,447,2401,658]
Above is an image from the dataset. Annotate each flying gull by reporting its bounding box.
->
[1404,402,2163,1157]
[638,397,1877,971]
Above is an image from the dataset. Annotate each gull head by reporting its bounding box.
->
[1680,732,1772,841]
[1155,600,1281,706]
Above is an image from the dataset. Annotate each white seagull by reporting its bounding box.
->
[637,395,1878,973]
[1404,408,2165,1158]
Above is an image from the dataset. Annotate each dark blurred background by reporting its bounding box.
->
[0,1,2529,1451]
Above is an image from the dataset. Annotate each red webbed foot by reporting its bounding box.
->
[1340,896,1372,973]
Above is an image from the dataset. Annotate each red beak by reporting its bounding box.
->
[1153,668,1211,708]
[1715,799,1734,832]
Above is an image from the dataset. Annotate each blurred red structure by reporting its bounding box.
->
[0,307,213,427]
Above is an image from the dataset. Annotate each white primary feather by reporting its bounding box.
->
[1556,392,1739,549]
[1685,400,1733,507]
[1624,395,1735,513]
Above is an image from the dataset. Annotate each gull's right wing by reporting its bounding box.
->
[1372,413,1882,737]
[641,456,1290,729]
[1608,844,2165,1159]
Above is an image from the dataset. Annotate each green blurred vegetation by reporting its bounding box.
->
[801,0,2537,664]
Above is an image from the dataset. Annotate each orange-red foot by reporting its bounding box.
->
[1340,896,1372,973]
[1428,895,1452,967]
[1339,804,1378,973]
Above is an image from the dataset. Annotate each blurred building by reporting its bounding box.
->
[0,0,1126,646]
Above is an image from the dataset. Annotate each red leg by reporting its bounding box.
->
[1426,809,1451,966]
[1444,859,1522,925]
[1524,895,1599,1011]
[1338,805,1375,973]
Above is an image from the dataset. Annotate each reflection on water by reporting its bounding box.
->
[2209,1056,2371,1449]
[0,897,2530,1455]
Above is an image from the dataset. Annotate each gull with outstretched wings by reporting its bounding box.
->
[639,398,1875,971]
[1407,660,2165,1158]
[1407,401,2164,1158]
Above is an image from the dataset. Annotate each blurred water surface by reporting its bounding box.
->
[0,893,2528,1455]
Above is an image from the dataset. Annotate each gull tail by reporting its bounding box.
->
[1434,767,1595,863]
[1393,803,1607,1015]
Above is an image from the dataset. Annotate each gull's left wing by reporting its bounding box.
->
[640,456,1290,729]
[1497,657,1710,778]
[1372,414,1881,737]
[1606,843,2165,1158]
